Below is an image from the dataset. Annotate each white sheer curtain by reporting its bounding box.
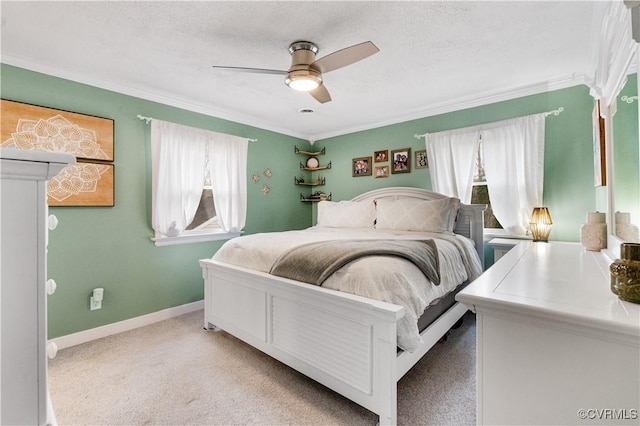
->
[482,114,547,235]
[207,134,248,233]
[151,120,208,237]
[426,128,479,204]
[424,112,547,235]
[151,119,249,237]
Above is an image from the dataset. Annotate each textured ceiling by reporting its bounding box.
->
[1,1,597,141]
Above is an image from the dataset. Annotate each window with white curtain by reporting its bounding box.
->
[150,119,249,246]
[183,168,219,234]
[471,137,502,229]
[425,113,547,236]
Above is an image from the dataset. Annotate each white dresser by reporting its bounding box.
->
[487,237,529,262]
[1,148,75,425]
[457,241,640,425]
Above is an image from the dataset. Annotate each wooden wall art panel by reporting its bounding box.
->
[1,99,115,206]
[47,163,114,207]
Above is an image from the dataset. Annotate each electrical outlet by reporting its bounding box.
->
[90,297,102,310]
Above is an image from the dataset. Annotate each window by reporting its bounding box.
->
[181,169,224,236]
[181,165,224,236]
[184,188,218,232]
[150,119,248,246]
[151,169,237,246]
[471,138,502,229]
[426,113,546,236]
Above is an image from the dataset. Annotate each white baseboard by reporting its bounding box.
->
[49,300,204,350]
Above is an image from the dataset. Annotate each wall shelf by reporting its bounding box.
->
[295,146,329,201]
[300,192,331,202]
[294,176,326,186]
[295,146,326,156]
[299,161,331,171]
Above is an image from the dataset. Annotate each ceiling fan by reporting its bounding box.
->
[212,40,379,103]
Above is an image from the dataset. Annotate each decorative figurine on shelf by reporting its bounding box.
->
[306,157,319,169]
[580,211,607,251]
[610,243,640,304]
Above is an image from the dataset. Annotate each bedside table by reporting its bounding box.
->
[488,237,528,262]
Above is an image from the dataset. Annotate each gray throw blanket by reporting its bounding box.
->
[270,239,440,286]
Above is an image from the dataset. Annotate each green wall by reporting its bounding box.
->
[316,84,597,244]
[2,64,605,338]
[1,64,313,338]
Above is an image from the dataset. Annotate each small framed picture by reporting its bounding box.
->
[374,165,389,178]
[352,156,372,177]
[374,149,388,163]
[391,148,411,174]
[415,150,429,169]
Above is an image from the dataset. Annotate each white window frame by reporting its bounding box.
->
[152,179,241,246]
[155,182,240,246]
[471,138,501,231]
[152,230,239,247]
[471,140,531,239]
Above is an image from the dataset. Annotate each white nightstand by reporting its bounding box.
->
[488,237,528,262]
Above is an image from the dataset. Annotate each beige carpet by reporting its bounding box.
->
[49,310,476,425]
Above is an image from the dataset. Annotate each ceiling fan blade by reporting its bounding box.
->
[211,66,287,76]
[309,84,332,104]
[311,41,379,74]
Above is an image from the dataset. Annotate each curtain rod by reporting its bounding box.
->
[137,115,258,142]
[414,106,565,140]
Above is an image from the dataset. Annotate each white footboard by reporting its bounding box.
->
[201,258,406,424]
[200,258,468,425]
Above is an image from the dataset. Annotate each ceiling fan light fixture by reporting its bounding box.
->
[213,39,378,104]
[285,69,322,92]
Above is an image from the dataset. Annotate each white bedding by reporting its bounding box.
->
[213,226,482,352]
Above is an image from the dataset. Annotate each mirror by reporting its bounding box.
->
[612,61,640,244]
[599,3,640,258]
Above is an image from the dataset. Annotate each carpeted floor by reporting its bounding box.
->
[48,310,476,425]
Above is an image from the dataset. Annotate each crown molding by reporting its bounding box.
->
[312,73,589,141]
[1,54,308,140]
[3,54,588,142]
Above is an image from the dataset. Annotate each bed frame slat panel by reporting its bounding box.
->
[209,271,268,342]
[272,296,373,394]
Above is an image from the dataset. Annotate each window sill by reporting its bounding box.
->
[152,231,240,247]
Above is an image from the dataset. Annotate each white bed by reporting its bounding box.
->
[200,187,485,425]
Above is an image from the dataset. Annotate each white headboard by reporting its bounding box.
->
[350,187,486,267]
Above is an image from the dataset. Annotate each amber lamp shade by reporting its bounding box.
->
[530,207,553,242]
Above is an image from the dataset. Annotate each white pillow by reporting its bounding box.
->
[375,197,460,233]
[316,200,376,228]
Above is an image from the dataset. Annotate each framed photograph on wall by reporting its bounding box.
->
[415,150,429,168]
[374,149,388,162]
[352,156,372,177]
[391,148,411,174]
[592,100,606,187]
[374,165,389,178]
